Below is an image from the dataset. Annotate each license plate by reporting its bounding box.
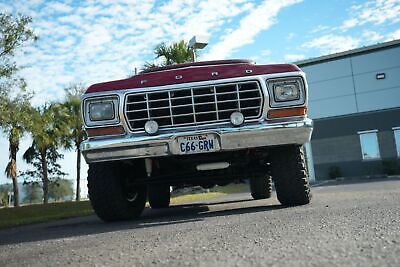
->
[177,134,219,154]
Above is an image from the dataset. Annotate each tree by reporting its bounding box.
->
[49,179,73,202]
[21,141,68,203]
[143,40,197,70]
[0,12,36,207]
[0,13,36,95]
[63,83,87,201]
[0,96,32,207]
[22,182,42,204]
[23,104,70,204]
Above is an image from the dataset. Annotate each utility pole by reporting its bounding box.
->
[189,35,208,62]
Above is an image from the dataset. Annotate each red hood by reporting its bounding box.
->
[85,59,301,94]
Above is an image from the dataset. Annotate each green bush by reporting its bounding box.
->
[328,166,342,179]
[0,184,12,207]
[0,191,8,207]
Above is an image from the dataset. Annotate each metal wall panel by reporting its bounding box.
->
[301,58,352,83]
[308,76,354,101]
[354,66,400,93]
[308,95,357,119]
[351,47,400,74]
[357,87,400,112]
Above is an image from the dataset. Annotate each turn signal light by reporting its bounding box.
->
[86,126,125,137]
[268,107,307,119]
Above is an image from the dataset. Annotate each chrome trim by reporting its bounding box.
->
[81,118,313,163]
[82,95,120,127]
[266,76,306,108]
[123,80,264,132]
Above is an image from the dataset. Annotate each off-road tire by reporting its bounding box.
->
[88,162,147,221]
[270,145,311,206]
[249,175,272,200]
[148,184,171,209]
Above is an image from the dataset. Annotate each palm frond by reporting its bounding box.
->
[5,159,16,178]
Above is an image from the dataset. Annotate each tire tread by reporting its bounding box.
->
[88,162,146,221]
[270,145,311,206]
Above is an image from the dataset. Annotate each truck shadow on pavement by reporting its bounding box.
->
[0,197,285,246]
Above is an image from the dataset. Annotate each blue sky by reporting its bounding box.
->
[1,0,400,190]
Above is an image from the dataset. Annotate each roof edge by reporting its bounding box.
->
[295,39,400,67]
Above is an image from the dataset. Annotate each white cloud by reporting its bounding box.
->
[341,18,358,30]
[45,1,74,14]
[301,0,399,57]
[385,29,400,41]
[82,25,112,47]
[251,49,272,63]
[303,34,360,55]
[310,25,329,34]
[284,54,305,62]
[203,0,303,60]
[362,30,384,42]
[341,0,400,30]
[0,2,13,13]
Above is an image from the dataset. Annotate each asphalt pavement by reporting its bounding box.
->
[0,178,399,267]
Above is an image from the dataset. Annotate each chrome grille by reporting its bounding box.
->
[124,81,263,131]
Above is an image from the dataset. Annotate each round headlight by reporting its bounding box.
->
[230,112,244,126]
[144,120,159,134]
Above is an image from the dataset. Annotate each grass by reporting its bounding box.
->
[210,182,248,194]
[0,183,249,229]
[169,182,249,204]
[170,192,225,205]
[0,201,94,229]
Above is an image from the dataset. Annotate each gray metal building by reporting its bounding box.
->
[296,39,400,180]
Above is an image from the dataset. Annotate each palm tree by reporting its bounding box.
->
[143,40,197,70]
[23,104,70,204]
[0,91,31,207]
[63,84,86,201]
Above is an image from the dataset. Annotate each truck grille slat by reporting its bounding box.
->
[125,81,263,131]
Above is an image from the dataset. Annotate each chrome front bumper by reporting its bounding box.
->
[81,118,313,163]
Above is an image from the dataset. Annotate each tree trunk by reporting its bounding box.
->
[8,140,19,207]
[11,174,19,207]
[40,149,49,204]
[75,146,81,201]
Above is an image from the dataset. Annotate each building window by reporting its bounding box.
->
[394,127,400,157]
[358,130,380,160]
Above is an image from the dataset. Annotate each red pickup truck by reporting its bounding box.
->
[81,59,313,221]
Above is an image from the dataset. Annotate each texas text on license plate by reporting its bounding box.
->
[177,134,219,154]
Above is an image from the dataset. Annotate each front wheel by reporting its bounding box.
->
[88,162,147,221]
[270,145,311,206]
